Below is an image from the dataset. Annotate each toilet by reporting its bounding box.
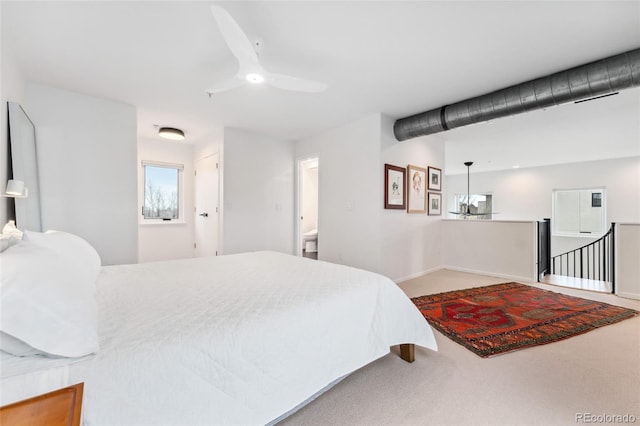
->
[303,228,318,253]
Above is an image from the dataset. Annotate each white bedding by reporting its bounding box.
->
[2,251,436,425]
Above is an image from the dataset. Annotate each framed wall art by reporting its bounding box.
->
[428,192,442,216]
[427,166,442,191]
[384,164,406,209]
[407,164,427,213]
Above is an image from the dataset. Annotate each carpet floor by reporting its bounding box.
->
[411,282,638,357]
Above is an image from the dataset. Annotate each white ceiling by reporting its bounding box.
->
[2,1,639,174]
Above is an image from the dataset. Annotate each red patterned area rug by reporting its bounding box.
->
[411,282,638,358]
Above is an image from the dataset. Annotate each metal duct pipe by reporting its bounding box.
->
[394,48,640,141]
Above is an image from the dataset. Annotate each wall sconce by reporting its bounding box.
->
[2,180,28,198]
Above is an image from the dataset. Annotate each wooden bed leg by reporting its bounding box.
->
[399,344,415,363]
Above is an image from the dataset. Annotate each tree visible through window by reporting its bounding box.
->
[143,164,180,219]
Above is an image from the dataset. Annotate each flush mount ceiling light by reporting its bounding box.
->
[158,127,185,141]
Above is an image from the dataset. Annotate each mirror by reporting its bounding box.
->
[8,102,42,231]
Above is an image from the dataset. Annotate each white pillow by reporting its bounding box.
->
[0,230,101,357]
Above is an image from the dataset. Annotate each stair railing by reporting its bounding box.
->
[551,223,615,293]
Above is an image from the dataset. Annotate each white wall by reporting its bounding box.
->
[445,156,640,256]
[442,219,537,282]
[138,138,195,263]
[616,223,640,300]
[295,113,446,281]
[1,50,26,226]
[301,164,318,234]
[296,114,382,273]
[222,127,294,255]
[25,83,138,265]
[380,115,446,281]
[194,134,223,162]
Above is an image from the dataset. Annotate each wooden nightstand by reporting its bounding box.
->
[0,382,84,426]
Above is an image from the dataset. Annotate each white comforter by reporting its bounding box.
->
[16,252,437,425]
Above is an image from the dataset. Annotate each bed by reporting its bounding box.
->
[0,230,437,425]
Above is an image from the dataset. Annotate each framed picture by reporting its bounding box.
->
[428,166,442,191]
[384,164,406,209]
[428,192,442,216]
[406,164,427,213]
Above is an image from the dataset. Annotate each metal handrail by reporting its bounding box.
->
[551,223,616,293]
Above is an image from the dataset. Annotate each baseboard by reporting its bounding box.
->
[616,291,640,301]
[394,266,444,284]
[441,265,534,283]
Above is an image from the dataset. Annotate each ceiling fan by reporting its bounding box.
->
[448,162,496,218]
[206,5,328,95]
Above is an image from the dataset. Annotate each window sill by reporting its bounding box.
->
[139,220,187,226]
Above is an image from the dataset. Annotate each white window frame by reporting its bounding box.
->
[140,160,185,224]
[552,187,606,237]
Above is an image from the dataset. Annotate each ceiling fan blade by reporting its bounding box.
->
[205,77,247,94]
[268,73,328,93]
[210,5,259,69]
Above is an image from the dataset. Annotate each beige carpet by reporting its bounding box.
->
[280,269,640,426]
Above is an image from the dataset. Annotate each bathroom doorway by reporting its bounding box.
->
[296,156,319,260]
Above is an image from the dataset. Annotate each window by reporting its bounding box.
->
[142,162,184,221]
[454,193,493,219]
[552,188,605,236]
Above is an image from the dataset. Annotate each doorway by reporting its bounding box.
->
[194,152,220,257]
[297,156,319,260]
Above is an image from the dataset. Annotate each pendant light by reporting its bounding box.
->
[463,161,474,215]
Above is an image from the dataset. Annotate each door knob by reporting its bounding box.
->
[199,212,209,217]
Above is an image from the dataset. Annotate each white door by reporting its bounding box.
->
[194,153,219,257]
